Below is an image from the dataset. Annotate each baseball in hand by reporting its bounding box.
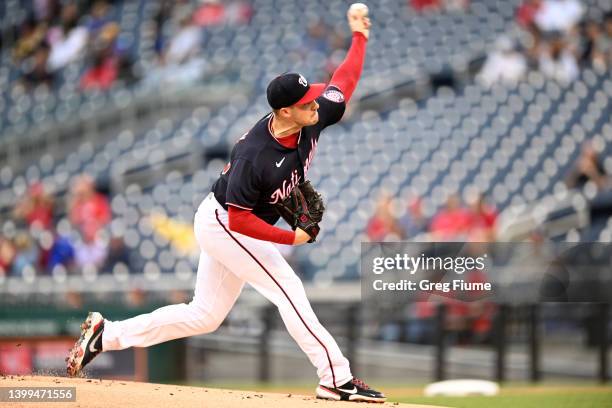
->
[348,3,369,17]
[347,2,371,39]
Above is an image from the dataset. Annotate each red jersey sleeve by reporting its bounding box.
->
[228,206,295,245]
[329,32,368,103]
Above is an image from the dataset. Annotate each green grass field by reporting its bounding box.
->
[190,382,612,408]
[395,391,612,408]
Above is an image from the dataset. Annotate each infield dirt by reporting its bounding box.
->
[0,375,449,408]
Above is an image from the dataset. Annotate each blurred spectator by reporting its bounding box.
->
[92,21,138,86]
[517,0,544,29]
[75,233,108,269]
[539,36,579,83]
[193,0,252,26]
[410,0,442,13]
[11,233,40,277]
[78,2,124,91]
[565,140,608,190]
[0,237,16,277]
[150,212,198,255]
[46,3,88,71]
[163,14,201,66]
[79,24,120,92]
[467,194,498,241]
[366,193,403,241]
[85,0,113,37]
[534,0,584,34]
[153,0,175,56]
[193,0,225,26]
[579,20,608,70]
[429,194,472,240]
[516,0,545,61]
[413,270,494,344]
[405,300,437,343]
[399,197,428,238]
[21,43,55,88]
[410,0,468,13]
[102,235,130,273]
[36,229,54,272]
[13,182,55,230]
[68,175,111,241]
[47,233,75,272]
[147,10,205,86]
[477,37,527,87]
[224,1,253,25]
[80,50,117,90]
[13,15,47,61]
[33,0,62,24]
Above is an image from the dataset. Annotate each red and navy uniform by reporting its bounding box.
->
[211,32,367,244]
[212,87,345,217]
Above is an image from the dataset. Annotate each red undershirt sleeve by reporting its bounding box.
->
[228,206,295,245]
[329,32,368,103]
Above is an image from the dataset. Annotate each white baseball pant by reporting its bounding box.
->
[102,193,352,387]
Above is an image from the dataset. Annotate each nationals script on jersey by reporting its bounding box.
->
[211,86,346,224]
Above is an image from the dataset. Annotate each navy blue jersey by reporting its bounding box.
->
[212,86,346,224]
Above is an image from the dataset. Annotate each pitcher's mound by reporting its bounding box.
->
[0,375,447,408]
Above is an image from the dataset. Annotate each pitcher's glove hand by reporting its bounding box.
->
[274,181,325,243]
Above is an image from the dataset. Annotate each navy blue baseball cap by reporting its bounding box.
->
[266,73,325,109]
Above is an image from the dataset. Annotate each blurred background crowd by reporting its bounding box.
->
[478,0,611,85]
[0,174,119,279]
[366,133,609,243]
[6,0,253,92]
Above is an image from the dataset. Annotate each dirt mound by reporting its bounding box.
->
[0,375,446,408]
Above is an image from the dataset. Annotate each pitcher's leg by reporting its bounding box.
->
[103,251,244,351]
[206,211,352,387]
[252,267,352,387]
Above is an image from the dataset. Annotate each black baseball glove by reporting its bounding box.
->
[274,181,325,243]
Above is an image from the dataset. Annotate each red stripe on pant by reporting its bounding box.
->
[215,209,337,388]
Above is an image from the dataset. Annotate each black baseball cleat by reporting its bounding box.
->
[66,312,105,377]
[316,378,386,403]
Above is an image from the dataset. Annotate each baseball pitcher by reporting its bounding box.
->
[66,4,384,402]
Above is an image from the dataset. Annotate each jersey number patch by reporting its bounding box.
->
[323,89,345,103]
